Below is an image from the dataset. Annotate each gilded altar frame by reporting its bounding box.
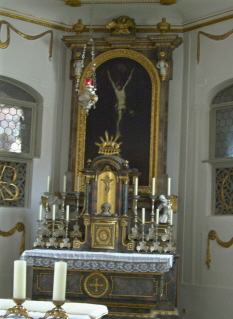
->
[75,49,160,194]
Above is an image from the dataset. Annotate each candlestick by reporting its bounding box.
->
[39,204,43,220]
[142,208,145,224]
[77,175,80,192]
[152,177,156,195]
[13,260,26,299]
[156,208,159,225]
[167,177,171,196]
[66,205,70,221]
[52,261,67,301]
[52,205,56,221]
[134,177,138,196]
[46,176,50,192]
[170,208,173,225]
[63,175,67,193]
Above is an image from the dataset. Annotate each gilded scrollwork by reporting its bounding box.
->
[0,165,19,201]
[0,20,53,59]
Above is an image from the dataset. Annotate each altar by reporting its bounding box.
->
[21,250,179,319]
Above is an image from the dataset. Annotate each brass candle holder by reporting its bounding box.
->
[0,299,32,319]
[39,301,68,319]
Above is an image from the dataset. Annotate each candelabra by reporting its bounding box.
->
[33,219,45,248]
[128,195,141,241]
[46,219,58,248]
[60,221,71,249]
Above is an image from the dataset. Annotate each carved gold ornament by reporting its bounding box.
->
[84,272,109,298]
[0,20,53,59]
[206,230,233,269]
[62,0,82,6]
[0,165,19,202]
[197,29,233,64]
[95,131,122,156]
[106,16,136,36]
[0,222,25,255]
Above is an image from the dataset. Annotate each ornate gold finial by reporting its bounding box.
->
[106,16,136,36]
[73,19,85,35]
[160,0,177,5]
[157,18,171,34]
[63,0,82,6]
[95,131,122,155]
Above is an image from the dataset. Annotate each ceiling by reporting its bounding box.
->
[0,0,233,31]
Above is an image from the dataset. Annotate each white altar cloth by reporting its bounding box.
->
[0,299,108,319]
[20,249,173,272]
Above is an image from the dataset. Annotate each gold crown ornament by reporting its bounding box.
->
[95,131,122,156]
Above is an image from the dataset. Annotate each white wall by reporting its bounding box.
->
[176,19,233,319]
[0,17,71,298]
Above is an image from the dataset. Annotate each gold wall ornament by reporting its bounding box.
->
[0,165,19,201]
[62,0,82,6]
[106,16,136,36]
[0,20,53,59]
[160,0,177,4]
[206,230,233,269]
[0,222,25,255]
[220,172,233,209]
[197,29,233,64]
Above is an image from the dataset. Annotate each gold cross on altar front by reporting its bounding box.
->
[89,277,104,293]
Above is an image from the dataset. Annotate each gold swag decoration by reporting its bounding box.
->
[206,230,233,269]
[0,20,53,59]
[197,29,233,64]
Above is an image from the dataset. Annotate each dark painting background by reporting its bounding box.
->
[85,57,152,186]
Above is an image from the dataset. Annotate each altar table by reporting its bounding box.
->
[0,299,107,319]
[20,250,179,319]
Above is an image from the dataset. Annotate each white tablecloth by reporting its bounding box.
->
[20,249,173,272]
[0,300,108,319]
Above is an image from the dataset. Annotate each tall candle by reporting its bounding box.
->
[142,208,145,224]
[52,205,56,220]
[66,205,70,221]
[170,209,173,225]
[46,175,50,192]
[63,175,67,193]
[134,177,138,196]
[167,177,171,196]
[152,177,156,195]
[77,175,80,192]
[156,208,159,225]
[52,261,67,301]
[39,204,42,220]
[13,260,27,299]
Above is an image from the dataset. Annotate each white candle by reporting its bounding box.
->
[170,209,173,225]
[66,205,70,221]
[13,260,27,299]
[52,205,56,220]
[152,177,156,195]
[52,261,67,301]
[39,204,42,220]
[46,175,50,192]
[156,208,159,225]
[167,177,171,196]
[142,208,145,224]
[134,177,138,196]
[77,175,80,192]
[63,175,67,193]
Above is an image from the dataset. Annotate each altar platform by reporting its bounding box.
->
[20,250,179,319]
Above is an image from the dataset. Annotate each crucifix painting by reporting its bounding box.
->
[85,56,153,186]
